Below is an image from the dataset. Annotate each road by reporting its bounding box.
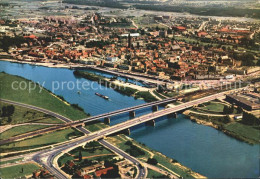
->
[0,100,148,179]
[34,89,232,178]
[30,126,147,179]
[0,97,177,145]
[1,88,242,178]
[86,66,167,85]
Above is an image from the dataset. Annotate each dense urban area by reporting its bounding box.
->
[0,0,259,179]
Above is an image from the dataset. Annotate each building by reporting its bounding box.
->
[226,93,260,111]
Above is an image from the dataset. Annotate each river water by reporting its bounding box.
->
[0,60,259,178]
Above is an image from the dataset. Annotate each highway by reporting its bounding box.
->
[0,97,177,145]
[30,126,146,179]
[0,99,148,179]
[0,88,237,146]
[31,90,233,179]
[0,88,241,178]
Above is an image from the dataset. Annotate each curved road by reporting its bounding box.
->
[0,99,147,179]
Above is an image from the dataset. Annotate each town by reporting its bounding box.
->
[0,0,259,179]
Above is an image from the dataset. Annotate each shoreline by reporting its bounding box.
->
[0,58,84,69]
[183,110,259,145]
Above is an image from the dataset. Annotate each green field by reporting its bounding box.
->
[224,122,260,144]
[0,125,51,140]
[0,101,63,125]
[200,102,226,113]
[0,163,40,179]
[106,135,196,178]
[31,117,64,124]
[0,72,87,120]
[153,90,167,99]
[1,128,84,152]
[85,121,108,132]
[58,142,114,166]
[0,158,23,165]
[147,169,166,178]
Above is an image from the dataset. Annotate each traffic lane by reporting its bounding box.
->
[0,99,71,122]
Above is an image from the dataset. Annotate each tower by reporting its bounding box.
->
[128,33,131,48]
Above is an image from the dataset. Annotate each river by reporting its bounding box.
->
[0,60,259,178]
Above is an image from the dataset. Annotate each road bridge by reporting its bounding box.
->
[0,87,240,145]
[0,97,177,145]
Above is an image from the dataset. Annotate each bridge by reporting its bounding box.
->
[1,87,240,146]
[0,97,177,145]
[76,97,177,125]
[76,91,228,140]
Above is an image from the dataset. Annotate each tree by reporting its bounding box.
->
[125,141,132,146]
[1,105,15,117]
[208,66,216,73]
[223,105,233,114]
[104,160,114,168]
[242,112,260,126]
[147,158,158,165]
[223,115,231,124]
[237,106,243,114]
[78,150,82,162]
[223,105,229,114]
[256,60,260,67]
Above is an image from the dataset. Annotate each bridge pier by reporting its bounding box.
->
[168,112,177,118]
[124,128,131,135]
[129,111,136,117]
[104,117,110,125]
[145,120,155,126]
[152,105,158,112]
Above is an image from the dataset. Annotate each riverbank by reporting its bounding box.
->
[73,70,158,102]
[0,72,88,120]
[0,58,83,69]
[106,134,206,178]
[183,110,260,145]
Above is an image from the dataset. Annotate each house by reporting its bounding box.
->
[95,167,114,177]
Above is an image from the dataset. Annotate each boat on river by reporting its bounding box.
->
[95,92,109,100]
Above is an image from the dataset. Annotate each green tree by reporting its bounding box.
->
[147,158,158,165]
[237,106,243,113]
[78,150,82,162]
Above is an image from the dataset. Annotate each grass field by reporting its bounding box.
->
[0,72,87,120]
[0,125,52,140]
[153,90,167,99]
[0,163,40,179]
[224,122,260,144]
[0,158,23,165]
[1,128,83,152]
[58,142,114,166]
[200,102,226,113]
[147,169,165,178]
[85,121,108,132]
[31,117,64,124]
[0,101,63,125]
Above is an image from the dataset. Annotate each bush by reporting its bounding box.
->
[147,158,158,165]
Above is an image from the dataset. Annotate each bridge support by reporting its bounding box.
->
[152,105,158,112]
[145,120,155,126]
[168,112,177,118]
[129,111,136,117]
[124,128,131,135]
[104,117,110,125]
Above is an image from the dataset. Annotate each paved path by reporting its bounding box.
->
[0,122,62,134]
[0,99,147,179]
